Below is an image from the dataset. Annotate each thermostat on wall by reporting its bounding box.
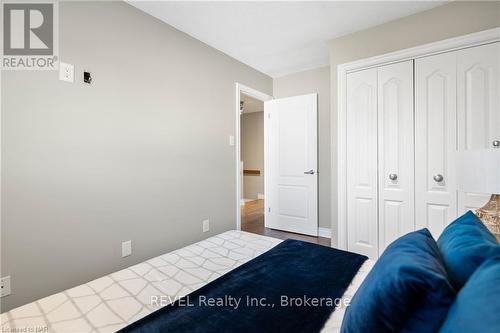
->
[83,71,92,84]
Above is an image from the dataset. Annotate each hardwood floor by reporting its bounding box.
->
[241,199,331,246]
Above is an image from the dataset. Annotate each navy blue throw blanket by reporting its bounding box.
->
[121,239,367,333]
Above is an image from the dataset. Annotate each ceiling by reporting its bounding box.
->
[128,1,446,78]
[240,93,264,114]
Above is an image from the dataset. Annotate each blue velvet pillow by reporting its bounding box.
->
[341,229,455,333]
[437,211,500,290]
[439,256,500,333]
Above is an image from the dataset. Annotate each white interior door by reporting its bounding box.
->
[265,94,318,236]
[415,52,458,239]
[346,68,379,258]
[457,42,500,213]
[377,60,415,254]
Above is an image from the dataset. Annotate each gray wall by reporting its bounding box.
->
[241,112,264,200]
[1,1,271,311]
[329,1,500,246]
[273,66,330,229]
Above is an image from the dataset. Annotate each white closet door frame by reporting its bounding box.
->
[336,28,500,250]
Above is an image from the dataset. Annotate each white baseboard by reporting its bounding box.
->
[257,193,265,200]
[318,227,331,239]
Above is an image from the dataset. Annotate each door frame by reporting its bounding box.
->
[235,83,273,231]
[336,27,500,250]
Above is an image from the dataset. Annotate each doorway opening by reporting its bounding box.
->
[240,92,266,234]
[235,83,271,233]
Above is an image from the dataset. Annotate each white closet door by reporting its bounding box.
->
[457,42,500,213]
[346,68,378,259]
[377,61,415,254]
[415,52,458,238]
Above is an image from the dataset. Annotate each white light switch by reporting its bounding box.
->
[0,276,11,297]
[122,240,132,257]
[229,135,235,146]
[202,219,210,233]
[59,62,74,83]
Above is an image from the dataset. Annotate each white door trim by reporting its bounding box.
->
[235,83,273,231]
[336,27,500,250]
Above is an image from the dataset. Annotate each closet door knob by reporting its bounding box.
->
[389,173,398,181]
[433,174,444,183]
[493,140,500,148]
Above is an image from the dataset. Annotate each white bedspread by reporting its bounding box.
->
[1,231,372,333]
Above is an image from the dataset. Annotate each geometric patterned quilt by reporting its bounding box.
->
[1,230,373,333]
[1,231,282,332]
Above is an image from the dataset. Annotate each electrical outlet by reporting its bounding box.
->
[122,240,132,257]
[0,276,11,297]
[202,219,210,233]
[59,62,74,83]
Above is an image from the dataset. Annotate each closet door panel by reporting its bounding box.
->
[377,60,414,254]
[346,68,378,259]
[415,52,457,239]
[457,42,500,213]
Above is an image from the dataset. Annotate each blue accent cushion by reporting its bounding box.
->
[437,211,500,290]
[341,229,456,333]
[439,256,500,333]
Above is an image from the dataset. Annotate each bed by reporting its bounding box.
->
[1,231,373,333]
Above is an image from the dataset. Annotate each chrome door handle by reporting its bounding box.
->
[493,140,500,148]
[433,174,444,182]
[389,173,398,181]
[304,170,315,175]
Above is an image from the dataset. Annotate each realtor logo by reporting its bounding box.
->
[2,1,58,70]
